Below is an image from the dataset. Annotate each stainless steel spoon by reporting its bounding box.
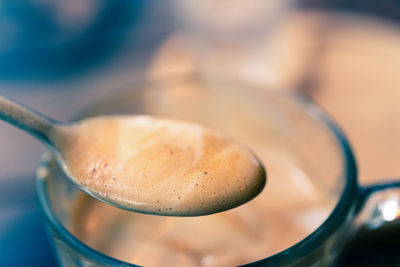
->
[0,95,266,216]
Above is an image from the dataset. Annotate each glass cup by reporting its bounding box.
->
[36,75,400,266]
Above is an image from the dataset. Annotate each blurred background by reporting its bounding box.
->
[0,0,399,266]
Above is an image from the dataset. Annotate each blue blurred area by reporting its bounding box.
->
[0,0,143,81]
[0,1,172,265]
[0,176,57,266]
[302,0,400,22]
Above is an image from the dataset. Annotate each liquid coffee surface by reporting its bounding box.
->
[55,115,266,216]
[66,80,340,266]
[70,145,335,267]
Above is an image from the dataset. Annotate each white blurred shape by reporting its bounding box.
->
[172,0,292,38]
[379,197,399,222]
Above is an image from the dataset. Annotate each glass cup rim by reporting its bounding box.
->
[36,83,359,266]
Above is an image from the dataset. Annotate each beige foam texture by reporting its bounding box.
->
[54,115,265,216]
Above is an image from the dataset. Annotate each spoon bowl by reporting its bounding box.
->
[0,96,266,216]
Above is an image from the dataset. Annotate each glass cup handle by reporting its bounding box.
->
[355,180,400,229]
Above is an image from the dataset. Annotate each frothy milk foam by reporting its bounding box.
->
[57,115,265,216]
[68,83,338,266]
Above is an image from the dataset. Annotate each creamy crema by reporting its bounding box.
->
[55,115,266,216]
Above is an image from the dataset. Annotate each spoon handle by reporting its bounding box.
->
[0,96,59,144]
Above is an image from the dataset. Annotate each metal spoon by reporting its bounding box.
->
[0,95,266,216]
